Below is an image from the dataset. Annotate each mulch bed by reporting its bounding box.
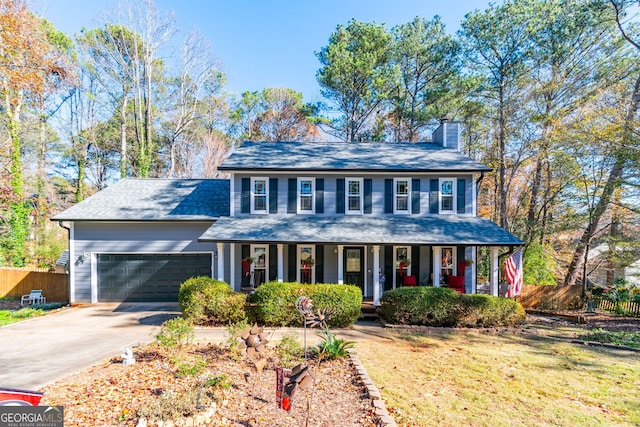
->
[41,344,377,427]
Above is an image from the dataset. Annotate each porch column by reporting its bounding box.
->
[490,246,499,296]
[216,243,225,282]
[373,245,381,305]
[433,246,441,287]
[337,245,344,285]
[230,243,236,291]
[470,246,477,294]
[277,244,284,282]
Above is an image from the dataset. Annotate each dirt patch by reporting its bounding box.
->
[0,299,21,310]
[41,344,377,427]
[526,311,640,333]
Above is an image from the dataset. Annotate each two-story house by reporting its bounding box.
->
[52,121,522,304]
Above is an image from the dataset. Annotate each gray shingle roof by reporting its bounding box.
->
[219,142,492,172]
[199,215,523,246]
[51,179,230,221]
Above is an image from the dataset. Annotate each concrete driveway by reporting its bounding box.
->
[0,303,180,391]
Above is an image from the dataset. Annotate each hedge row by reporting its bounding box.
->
[178,277,247,325]
[250,281,363,327]
[178,277,362,327]
[379,287,526,327]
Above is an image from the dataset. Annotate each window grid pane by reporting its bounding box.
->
[300,196,313,211]
[440,180,454,212]
[396,196,408,211]
[300,180,312,195]
[348,196,360,211]
[255,196,266,211]
[441,196,453,211]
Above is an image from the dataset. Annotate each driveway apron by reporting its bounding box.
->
[0,303,180,391]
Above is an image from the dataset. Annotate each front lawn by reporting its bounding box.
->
[0,299,65,326]
[356,328,640,426]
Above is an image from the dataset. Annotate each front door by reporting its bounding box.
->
[344,247,364,290]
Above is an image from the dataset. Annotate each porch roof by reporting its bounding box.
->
[199,215,523,246]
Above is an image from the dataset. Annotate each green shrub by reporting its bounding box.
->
[378,287,460,326]
[178,276,247,325]
[313,330,355,360]
[156,317,194,353]
[457,294,526,327]
[10,307,43,319]
[250,281,362,327]
[379,287,526,327]
[276,332,304,367]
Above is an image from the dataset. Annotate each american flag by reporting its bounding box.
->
[504,248,523,298]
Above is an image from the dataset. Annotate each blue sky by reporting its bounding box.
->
[35,0,492,103]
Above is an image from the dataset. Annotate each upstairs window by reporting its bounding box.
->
[298,177,315,214]
[439,178,455,213]
[394,178,410,214]
[251,177,268,214]
[346,178,363,214]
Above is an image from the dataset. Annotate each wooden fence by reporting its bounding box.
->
[0,268,69,303]
[594,299,640,316]
[516,284,583,310]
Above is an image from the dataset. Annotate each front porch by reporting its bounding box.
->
[199,214,523,303]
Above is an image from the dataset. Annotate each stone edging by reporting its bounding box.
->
[349,351,397,427]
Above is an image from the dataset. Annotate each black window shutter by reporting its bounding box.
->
[315,245,324,283]
[411,246,420,284]
[364,179,372,214]
[457,178,466,214]
[457,245,465,275]
[288,245,296,282]
[241,178,250,214]
[384,245,393,291]
[426,246,433,284]
[288,178,297,213]
[384,179,393,214]
[316,178,324,213]
[429,179,439,214]
[269,178,278,214]
[241,245,250,287]
[412,179,421,214]
[336,179,345,213]
[269,244,277,281]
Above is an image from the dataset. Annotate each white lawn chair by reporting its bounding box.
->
[20,290,46,306]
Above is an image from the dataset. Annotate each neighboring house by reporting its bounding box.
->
[587,243,640,288]
[52,121,522,304]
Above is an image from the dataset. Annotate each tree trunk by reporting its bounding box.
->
[564,73,640,286]
[120,94,128,179]
[498,82,508,229]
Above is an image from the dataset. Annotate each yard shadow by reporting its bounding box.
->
[138,313,180,326]
[113,302,181,326]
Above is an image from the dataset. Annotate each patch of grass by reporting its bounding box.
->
[0,302,65,326]
[356,330,640,426]
[578,329,640,348]
[0,307,43,326]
